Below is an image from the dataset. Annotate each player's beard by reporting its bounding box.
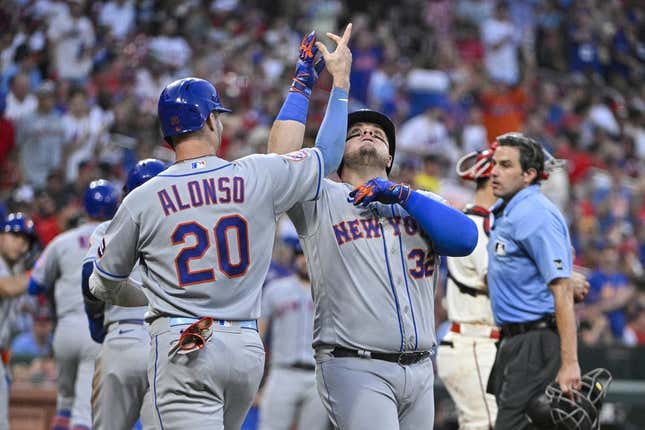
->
[343,146,389,171]
[297,269,309,282]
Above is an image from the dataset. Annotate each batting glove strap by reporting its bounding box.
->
[289,31,325,98]
[350,178,413,206]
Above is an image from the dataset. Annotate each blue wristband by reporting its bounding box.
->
[276,92,309,124]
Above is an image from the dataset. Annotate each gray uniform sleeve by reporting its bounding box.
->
[268,148,324,215]
[84,222,109,264]
[31,239,61,289]
[94,203,139,281]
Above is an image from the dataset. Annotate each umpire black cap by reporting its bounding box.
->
[343,109,397,175]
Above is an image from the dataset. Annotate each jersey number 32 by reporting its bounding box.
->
[171,215,250,287]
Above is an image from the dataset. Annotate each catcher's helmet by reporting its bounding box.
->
[158,77,231,141]
[345,109,396,175]
[526,368,613,430]
[456,143,497,181]
[2,212,37,243]
[84,179,119,220]
[125,158,166,194]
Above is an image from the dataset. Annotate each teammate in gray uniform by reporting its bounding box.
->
[259,240,330,430]
[0,213,38,430]
[268,31,478,428]
[29,180,120,430]
[88,25,352,430]
[437,147,499,430]
[81,160,165,430]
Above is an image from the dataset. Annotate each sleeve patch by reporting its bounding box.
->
[281,150,309,162]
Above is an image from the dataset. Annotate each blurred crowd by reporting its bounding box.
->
[1,0,644,392]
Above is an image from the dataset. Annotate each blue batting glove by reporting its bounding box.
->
[290,31,325,98]
[349,178,412,207]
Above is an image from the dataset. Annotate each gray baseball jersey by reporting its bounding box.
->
[445,211,495,326]
[84,221,147,325]
[0,256,17,349]
[32,222,100,323]
[0,256,16,430]
[288,179,442,353]
[31,222,100,428]
[95,150,323,321]
[262,275,315,366]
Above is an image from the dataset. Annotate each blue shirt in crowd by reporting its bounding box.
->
[487,185,573,325]
[586,270,630,338]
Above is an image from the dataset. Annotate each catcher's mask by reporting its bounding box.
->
[526,368,613,430]
[456,142,497,181]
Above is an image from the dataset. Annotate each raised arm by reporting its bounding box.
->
[269,24,352,170]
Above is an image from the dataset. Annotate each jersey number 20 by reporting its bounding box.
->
[171,215,250,287]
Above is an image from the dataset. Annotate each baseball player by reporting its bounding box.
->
[437,146,499,430]
[0,213,38,430]
[87,24,352,430]
[268,30,478,429]
[29,180,120,430]
[258,240,330,430]
[81,159,166,430]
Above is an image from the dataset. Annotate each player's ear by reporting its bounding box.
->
[205,112,217,132]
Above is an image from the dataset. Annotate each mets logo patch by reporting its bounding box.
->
[281,150,309,162]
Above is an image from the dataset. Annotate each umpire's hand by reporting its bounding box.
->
[316,23,352,91]
[571,271,590,303]
[556,361,582,399]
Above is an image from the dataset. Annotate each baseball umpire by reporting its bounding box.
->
[29,180,120,430]
[268,27,478,429]
[82,159,166,430]
[0,213,38,429]
[486,132,581,430]
[87,24,352,430]
[437,146,499,430]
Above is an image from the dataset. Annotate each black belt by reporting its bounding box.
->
[286,362,316,371]
[447,270,488,297]
[500,315,557,338]
[331,347,430,365]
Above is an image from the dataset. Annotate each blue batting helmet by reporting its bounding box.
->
[2,212,36,242]
[125,158,166,194]
[84,179,119,220]
[158,77,231,141]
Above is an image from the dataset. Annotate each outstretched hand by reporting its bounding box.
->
[349,177,411,207]
[316,23,352,91]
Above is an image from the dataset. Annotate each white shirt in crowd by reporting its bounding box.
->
[47,6,95,81]
[5,92,37,121]
[99,0,135,40]
[481,17,520,85]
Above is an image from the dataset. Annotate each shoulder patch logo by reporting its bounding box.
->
[282,150,309,162]
[554,259,563,270]
[495,241,506,256]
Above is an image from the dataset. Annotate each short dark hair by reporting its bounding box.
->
[165,125,206,147]
[497,132,545,184]
[475,177,489,190]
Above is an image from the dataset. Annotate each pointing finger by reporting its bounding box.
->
[326,32,342,45]
[315,41,330,57]
[340,23,352,44]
